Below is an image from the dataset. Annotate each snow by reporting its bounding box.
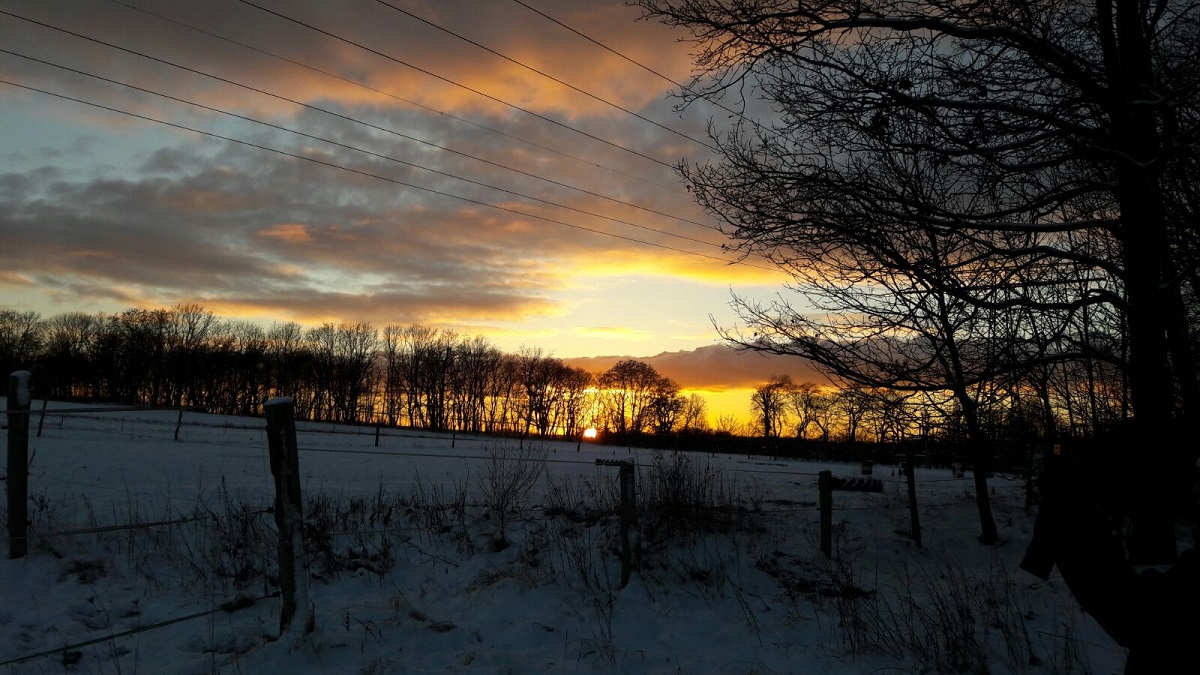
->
[1,401,1127,673]
[9,372,31,408]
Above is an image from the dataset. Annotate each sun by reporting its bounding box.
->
[582,427,598,440]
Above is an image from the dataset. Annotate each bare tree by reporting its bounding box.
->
[639,0,1200,663]
[750,374,794,438]
[789,382,831,440]
[335,321,379,423]
[679,393,709,432]
[40,312,97,399]
[556,365,596,437]
[646,376,685,434]
[636,0,1199,534]
[597,360,666,434]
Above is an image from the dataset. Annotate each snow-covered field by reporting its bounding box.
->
[2,402,1124,673]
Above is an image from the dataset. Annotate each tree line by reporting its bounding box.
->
[637,1,1199,667]
[0,304,707,438]
[1,302,1130,447]
[639,0,1199,547]
[749,344,1127,447]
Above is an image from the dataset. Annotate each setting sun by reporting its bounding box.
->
[582,427,598,440]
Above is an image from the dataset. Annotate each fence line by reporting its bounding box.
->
[30,406,1007,482]
[294,444,602,466]
[0,591,280,667]
[22,405,195,416]
[30,474,239,506]
[16,515,214,542]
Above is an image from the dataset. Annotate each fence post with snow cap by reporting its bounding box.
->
[265,396,315,639]
[7,371,31,559]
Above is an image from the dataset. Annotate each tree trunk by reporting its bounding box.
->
[957,390,998,544]
[1100,0,1181,564]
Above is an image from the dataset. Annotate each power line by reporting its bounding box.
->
[0,78,764,270]
[0,48,728,252]
[0,8,713,233]
[233,0,677,170]
[104,0,685,196]
[511,0,685,93]
[510,0,778,138]
[370,0,718,152]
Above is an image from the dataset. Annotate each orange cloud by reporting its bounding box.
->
[257,223,313,244]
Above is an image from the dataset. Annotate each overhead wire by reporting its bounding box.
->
[104,0,686,195]
[0,48,733,253]
[0,8,715,233]
[510,0,684,95]
[510,0,780,139]
[0,77,765,270]
[369,0,718,152]
[233,0,677,170]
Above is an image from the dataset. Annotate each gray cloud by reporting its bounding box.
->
[564,344,825,391]
[0,0,780,363]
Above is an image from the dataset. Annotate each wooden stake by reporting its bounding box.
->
[36,399,47,438]
[7,371,31,559]
[265,397,314,638]
[174,408,185,441]
[818,470,832,558]
[905,451,922,548]
[598,458,639,588]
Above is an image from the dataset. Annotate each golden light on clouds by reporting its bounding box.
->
[0,0,803,415]
[573,326,654,341]
[556,247,787,287]
[257,223,313,244]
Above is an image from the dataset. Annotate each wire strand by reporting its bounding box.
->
[0,12,711,232]
[104,0,686,195]
[0,78,758,268]
[233,0,676,169]
[370,0,717,152]
[0,48,728,252]
[509,0,780,139]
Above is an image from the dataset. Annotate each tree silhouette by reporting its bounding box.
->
[751,374,794,438]
[640,0,1200,665]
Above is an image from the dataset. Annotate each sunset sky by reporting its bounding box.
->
[0,0,822,421]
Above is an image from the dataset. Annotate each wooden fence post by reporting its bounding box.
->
[174,408,185,441]
[818,470,832,558]
[265,397,314,638]
[597,458,639,588]
[36,399,48,438]
[905,452,922,548]
[7,371,31,559]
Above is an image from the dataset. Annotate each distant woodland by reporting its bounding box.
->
[0,305,710,440]
[2,304,1128,453]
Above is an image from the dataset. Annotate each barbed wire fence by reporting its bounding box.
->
[3,370,1031,668]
